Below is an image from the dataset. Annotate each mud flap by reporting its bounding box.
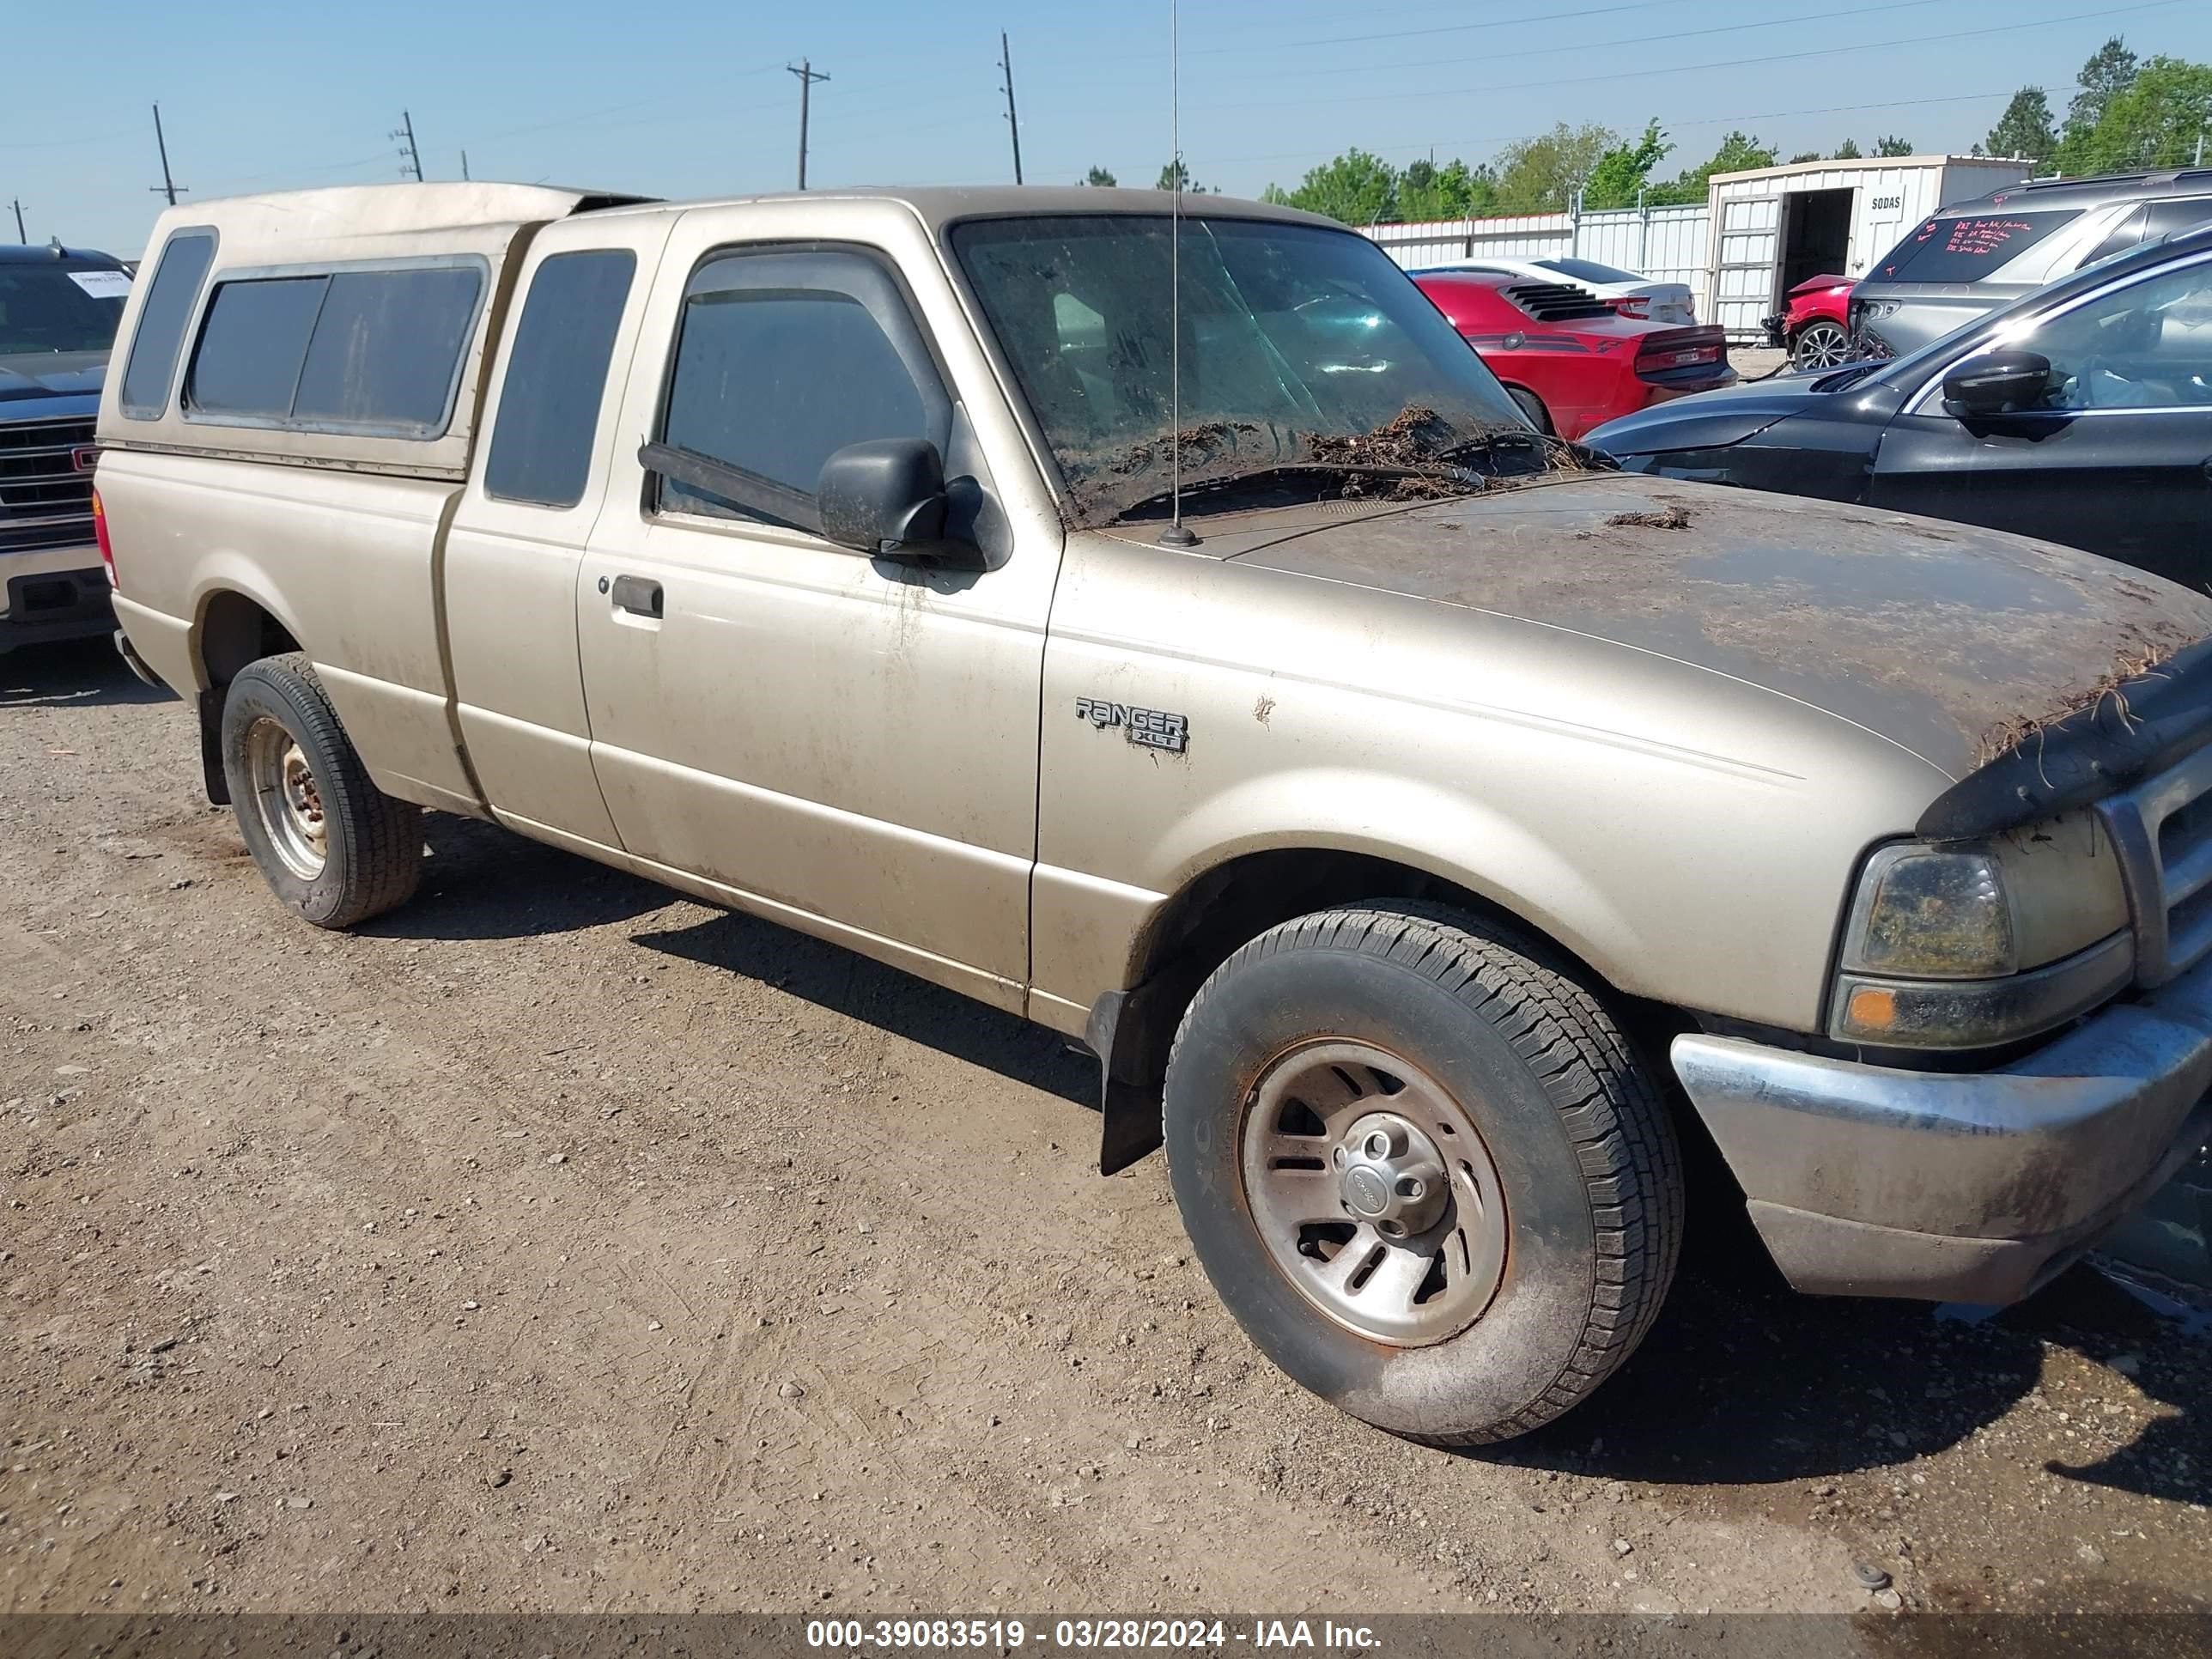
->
[198,685,230,805]
[1089,987,1169,1175]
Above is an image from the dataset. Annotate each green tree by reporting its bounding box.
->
[1788,150,1821,165]
[1079,165,1117,187]
[1873,135,1915,157]
[1646,131,1778,204]
[1832,137,1863,160]
[1261,149,1399,224]
[1985,88,2057,167]
[1154,159,1212,193]
[1582,120,1674,210]
[1494,122,1618,213]
[2057,55,2212,173]
[1396,157,1498,221]
[2067,36,2140,135]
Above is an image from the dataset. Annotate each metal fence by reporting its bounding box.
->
[1362,202,1716,321]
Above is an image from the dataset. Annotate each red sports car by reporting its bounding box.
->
[1411,271,1733,441]
[1762,273,1856,369]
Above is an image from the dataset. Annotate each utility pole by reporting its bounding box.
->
[787,60,829,190]
[461,149,471,181]
[393,111,424,182]
[998,31,1024,185]
[149,103,184,207]
[9,200,24,244]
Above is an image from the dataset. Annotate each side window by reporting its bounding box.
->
[657,249,948,529]
[2144,197,2212,242]
[119,228,216,418]
[187,276,326,418]
[294,267,483,432]
[2076,204,2149,269]
[485,249,637,507]
[2018,258,2212,410]
[184,263,484,434]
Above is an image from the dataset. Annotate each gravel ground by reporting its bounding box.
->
[3,639,2208,1622]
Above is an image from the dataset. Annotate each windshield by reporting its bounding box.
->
[950,215,1533,523]
[1536,257,1643,285]
[0,262,129,356]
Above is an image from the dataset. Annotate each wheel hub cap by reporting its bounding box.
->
[1240,1040,1510,1347]
[1333,1112,1448,1238]
[246,717,330,881]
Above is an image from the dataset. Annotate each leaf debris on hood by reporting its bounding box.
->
[1976,626,2199,767]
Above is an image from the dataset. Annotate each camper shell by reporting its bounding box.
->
[102,185,647,481]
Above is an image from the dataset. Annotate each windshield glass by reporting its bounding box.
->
[1536,257,1643,285]
[0,262,129,356]
[950,215,1534,523]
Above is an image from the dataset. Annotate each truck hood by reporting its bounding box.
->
[1211,473,2212,779]
[0,350,109,403]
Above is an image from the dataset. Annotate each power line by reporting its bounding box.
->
[999,31,1024,185]
[393,111,424,182]
[788,60,831,190]
[1247,0,1955,86]
[149,103,185,207]
[1200,0,2188,113]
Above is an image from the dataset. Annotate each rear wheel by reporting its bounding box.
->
[221,653,421,928]
[1791,319,1853,370]
[1163,902,1683,1445]
[1505,386,1553,434]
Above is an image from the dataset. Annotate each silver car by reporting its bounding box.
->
[1853,167,2212,356]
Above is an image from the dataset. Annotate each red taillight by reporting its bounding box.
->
[1613,296,1650,319]
[93,487,117,588]
[1634,326,1728,379]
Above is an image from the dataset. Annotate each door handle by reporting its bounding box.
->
[610,574,664,618]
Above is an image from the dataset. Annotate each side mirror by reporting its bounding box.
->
[817,438,951,556]
[1942,349,2053,418]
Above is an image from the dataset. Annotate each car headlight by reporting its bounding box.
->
[1832,815,2132,1049]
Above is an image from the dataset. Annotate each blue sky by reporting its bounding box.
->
[8,0,2211,256]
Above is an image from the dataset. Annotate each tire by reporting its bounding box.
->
[1790,319,1853,371]
[220,652,421,928]
[1163,901,1683,1446]
[1505,386,1553,434]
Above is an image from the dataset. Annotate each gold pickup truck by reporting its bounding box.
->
[97,182,2212,1445]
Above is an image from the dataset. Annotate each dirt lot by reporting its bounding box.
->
[3,639,2208,1620]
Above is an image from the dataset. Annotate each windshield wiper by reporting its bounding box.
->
[1109,459,1491,522]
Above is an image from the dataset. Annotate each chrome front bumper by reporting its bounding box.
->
[1670,952,2212,1303]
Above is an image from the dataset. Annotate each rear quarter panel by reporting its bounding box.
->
[100,447,473,811]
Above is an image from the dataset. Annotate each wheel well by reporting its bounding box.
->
[198,591,300,687]
[193,592,301,805]
[1091,847,1717,1179]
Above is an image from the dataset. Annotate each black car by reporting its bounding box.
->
[1586,224,2212,586]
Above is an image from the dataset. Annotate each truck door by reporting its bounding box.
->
[444,214,674,852]
[574,204,1064,1012]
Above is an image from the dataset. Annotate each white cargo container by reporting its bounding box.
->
[1705,155,2031,341]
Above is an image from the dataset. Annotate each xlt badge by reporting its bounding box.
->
[1076,696,1188,755]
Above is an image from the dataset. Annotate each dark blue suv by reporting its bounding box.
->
[1,243,132,651]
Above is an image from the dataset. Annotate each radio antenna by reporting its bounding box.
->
[1157,0,1199,549]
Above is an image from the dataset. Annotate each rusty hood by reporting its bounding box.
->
[1206,473,2212,779]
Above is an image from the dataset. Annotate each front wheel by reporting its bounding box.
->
[1163,902,1683,1445]
[220,653,422,928]
[1791,319,1853,370]
[1506,386,1554,435]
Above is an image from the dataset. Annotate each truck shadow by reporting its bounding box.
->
[0,637,173,708]
[374,813,2203,1498]
[633,908,1095,1109]
[1492,1246,2209,1503]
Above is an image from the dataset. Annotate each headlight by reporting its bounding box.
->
[1832,816,2131,1049]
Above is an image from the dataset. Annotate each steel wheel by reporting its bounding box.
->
[245,715,329,881]
[1792,319,1853,369]
[1240,1039,1509,1346]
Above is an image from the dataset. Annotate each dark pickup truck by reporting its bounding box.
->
[1,242,131,650]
